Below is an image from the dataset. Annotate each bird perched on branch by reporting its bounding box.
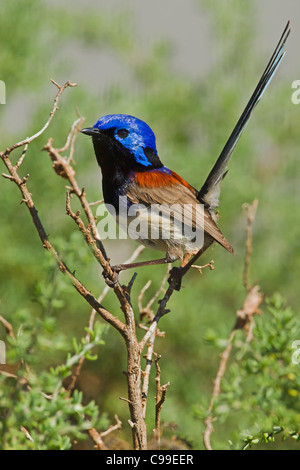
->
[82,22,290,274]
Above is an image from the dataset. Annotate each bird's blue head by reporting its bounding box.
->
[81,114,163,172]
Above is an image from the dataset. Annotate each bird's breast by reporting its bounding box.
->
[131,168,194,191]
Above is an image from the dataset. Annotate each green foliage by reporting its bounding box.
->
[0,373,107,450]
[0,258,108,450]
[202,295,300,449]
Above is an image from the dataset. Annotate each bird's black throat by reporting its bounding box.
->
[92,132,162,173]
[91,133,163,210]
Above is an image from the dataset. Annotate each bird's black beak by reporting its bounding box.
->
[80,127,99,136]
[81,127,116,167]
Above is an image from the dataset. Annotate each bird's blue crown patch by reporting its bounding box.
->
[93,114,158,167]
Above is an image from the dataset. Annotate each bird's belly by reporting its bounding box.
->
[116,204,205,260]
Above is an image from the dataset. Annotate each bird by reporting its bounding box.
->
[81,22,290,274]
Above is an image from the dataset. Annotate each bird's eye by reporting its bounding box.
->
[116,129,129,139]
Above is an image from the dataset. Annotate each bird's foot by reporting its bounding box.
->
[168,266,184,291]
[103,265,121,287]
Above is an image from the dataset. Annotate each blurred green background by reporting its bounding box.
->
[0,0,299,450]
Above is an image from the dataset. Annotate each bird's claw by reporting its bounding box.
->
[168,266,183,291]
[103,266,120,287]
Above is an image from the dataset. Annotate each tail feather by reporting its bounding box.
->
[198,21,290,209]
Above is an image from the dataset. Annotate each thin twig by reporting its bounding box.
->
[153,355,170,449]
[57,115,84,160]
[243,199,259,291]
[191,260,214,274]
[203,329,236,451]
[203,285,263,450]
[138,280,152,315]
[101,415,122,438]
[88,415,122,450]
[20,425,34,443]
[141,333,155,418]
[89,199,104,207]
[138,266,171,419]
[6,80,77,154]
[16,143,29,170]
[138,265,170,326]
[145,266,170,313]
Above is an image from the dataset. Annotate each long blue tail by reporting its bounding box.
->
[198,21,290,209]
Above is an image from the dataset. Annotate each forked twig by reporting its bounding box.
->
[88,415,122,450]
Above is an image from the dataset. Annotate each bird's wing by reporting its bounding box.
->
[126,171,234,253]
[198,21,290,211]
